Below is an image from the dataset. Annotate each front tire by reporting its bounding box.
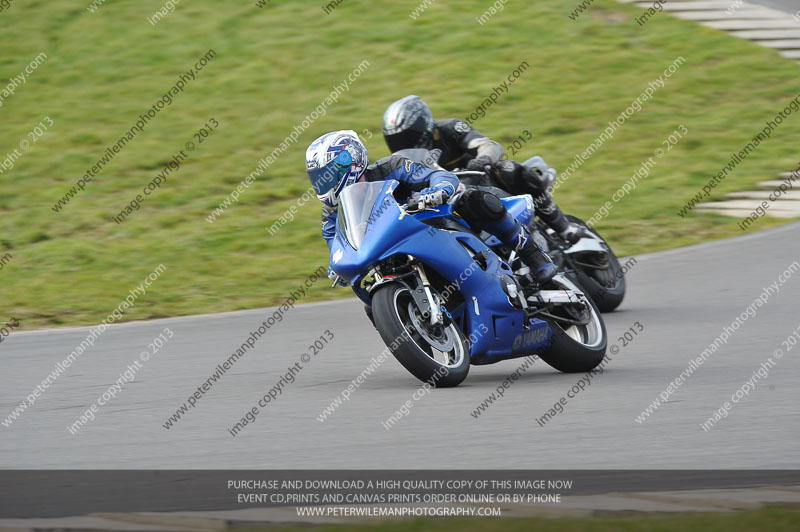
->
[372,283,469,387]
[566,215,626,313]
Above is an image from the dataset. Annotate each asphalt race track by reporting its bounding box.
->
[1,222,799,469]
[750,0,798,14]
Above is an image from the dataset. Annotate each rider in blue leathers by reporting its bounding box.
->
[306,130,557,282]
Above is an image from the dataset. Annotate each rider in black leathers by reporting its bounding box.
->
[382,95,585,243]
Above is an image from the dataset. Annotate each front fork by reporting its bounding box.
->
[410,257,444,327]
[366,257,448,328]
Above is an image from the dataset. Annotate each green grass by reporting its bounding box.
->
[1,0,799,328]
[239,506,800,532]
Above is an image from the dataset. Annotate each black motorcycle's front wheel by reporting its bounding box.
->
[372,283,470,387]
[566,215,626,312]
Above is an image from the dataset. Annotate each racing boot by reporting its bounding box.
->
[536,193,586,245]
[484,215,557,283]
[514,231,557,283]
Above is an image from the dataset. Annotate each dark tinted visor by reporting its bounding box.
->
[385,129,422,153]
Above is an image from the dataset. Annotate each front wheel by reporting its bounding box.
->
[566,215,626,313]
[372,283,470,387]
[537,275,607,373]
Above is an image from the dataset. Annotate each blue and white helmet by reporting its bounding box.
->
[305,130,368,204]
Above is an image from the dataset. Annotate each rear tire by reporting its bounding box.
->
[372,283,469,387]
[537,275,607,373]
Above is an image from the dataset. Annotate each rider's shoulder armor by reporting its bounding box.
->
[364,154,413,182]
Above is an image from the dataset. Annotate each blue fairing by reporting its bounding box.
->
[330,181,549,363]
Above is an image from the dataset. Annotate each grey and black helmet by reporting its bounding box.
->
[382,95,435,152]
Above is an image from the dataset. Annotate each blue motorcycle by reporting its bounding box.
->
[397,148,627,313]
[329,180,607,387]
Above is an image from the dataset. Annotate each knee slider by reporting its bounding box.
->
[457,189,506,221]
[521,166,549,191]
[480,192,506,221]
[497,160,548,196]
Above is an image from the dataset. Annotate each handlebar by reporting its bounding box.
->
[452,170,489,178]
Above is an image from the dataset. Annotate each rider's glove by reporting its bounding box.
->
[559,223,587,245]
[418,183,452,207]
[466,155,493,172]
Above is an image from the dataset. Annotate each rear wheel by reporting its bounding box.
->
[372,283,469,387]
[536,275,607,373]
[566,215,626,312]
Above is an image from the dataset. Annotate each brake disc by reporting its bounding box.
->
[408,302,454,352]
[563,297,593,326]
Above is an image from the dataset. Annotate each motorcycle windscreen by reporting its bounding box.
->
[337,181,386,250]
